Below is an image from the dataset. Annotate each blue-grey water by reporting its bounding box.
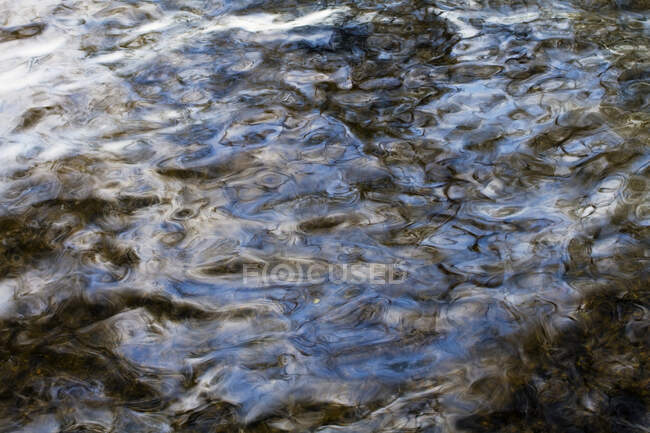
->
[0,0,648,432]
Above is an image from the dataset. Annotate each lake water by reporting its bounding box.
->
[0,0,648,432]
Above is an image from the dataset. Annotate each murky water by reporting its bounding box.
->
[0,0,648,431]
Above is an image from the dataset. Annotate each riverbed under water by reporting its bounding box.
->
[0,0,648,432]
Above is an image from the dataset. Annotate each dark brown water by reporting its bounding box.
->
[0,0,648,432]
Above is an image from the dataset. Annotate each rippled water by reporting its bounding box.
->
[0,0,648,431]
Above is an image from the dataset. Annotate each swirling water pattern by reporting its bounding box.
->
[0,0,648,432]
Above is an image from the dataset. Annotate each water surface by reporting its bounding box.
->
[0,0,648,432]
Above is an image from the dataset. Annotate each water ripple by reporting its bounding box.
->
[0,0,648,432]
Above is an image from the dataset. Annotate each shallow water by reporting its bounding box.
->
[0,0,648,432]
